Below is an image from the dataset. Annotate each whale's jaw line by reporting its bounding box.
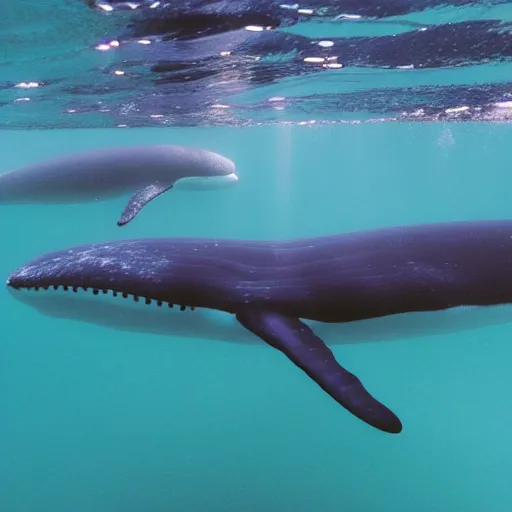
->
[8,285,512,347]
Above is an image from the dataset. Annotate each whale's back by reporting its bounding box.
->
[288,220,512,322]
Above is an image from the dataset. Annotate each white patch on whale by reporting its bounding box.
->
[172,172,238,190]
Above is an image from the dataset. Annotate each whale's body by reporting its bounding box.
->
[0,144,237,226]
[8,219,512,434]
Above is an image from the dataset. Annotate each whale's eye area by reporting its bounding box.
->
[8,283,196,311]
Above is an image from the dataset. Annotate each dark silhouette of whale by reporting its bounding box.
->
[8,219,512,434]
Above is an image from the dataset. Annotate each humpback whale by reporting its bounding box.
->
[0,145,237,226]
[8,219,512,434]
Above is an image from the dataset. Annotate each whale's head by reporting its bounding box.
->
[6,240,174,307]
[171,146,238,190]
[5,238,264,343]
[5,241,244,342]
[5,238,239,327]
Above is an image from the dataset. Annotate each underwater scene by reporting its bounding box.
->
[1,1,512,511]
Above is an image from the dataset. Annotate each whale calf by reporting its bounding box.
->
[8,219,512,434]
[0,145,238,226]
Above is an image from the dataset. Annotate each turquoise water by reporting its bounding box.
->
[2,123,512,511]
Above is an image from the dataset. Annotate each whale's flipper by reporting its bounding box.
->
[117,181,174,227]
[236,309,402,434]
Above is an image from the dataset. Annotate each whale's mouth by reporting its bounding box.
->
[6,237,239,327]
[6,277,248,343]
[8,269,512,347]
[4,238,241,342]
[174,172,238,190]
[7,280,197,312]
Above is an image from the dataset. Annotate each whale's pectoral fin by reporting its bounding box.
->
[236,309,402,434]
[117,181,174,226]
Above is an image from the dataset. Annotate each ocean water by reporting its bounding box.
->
[1,2,512,512]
